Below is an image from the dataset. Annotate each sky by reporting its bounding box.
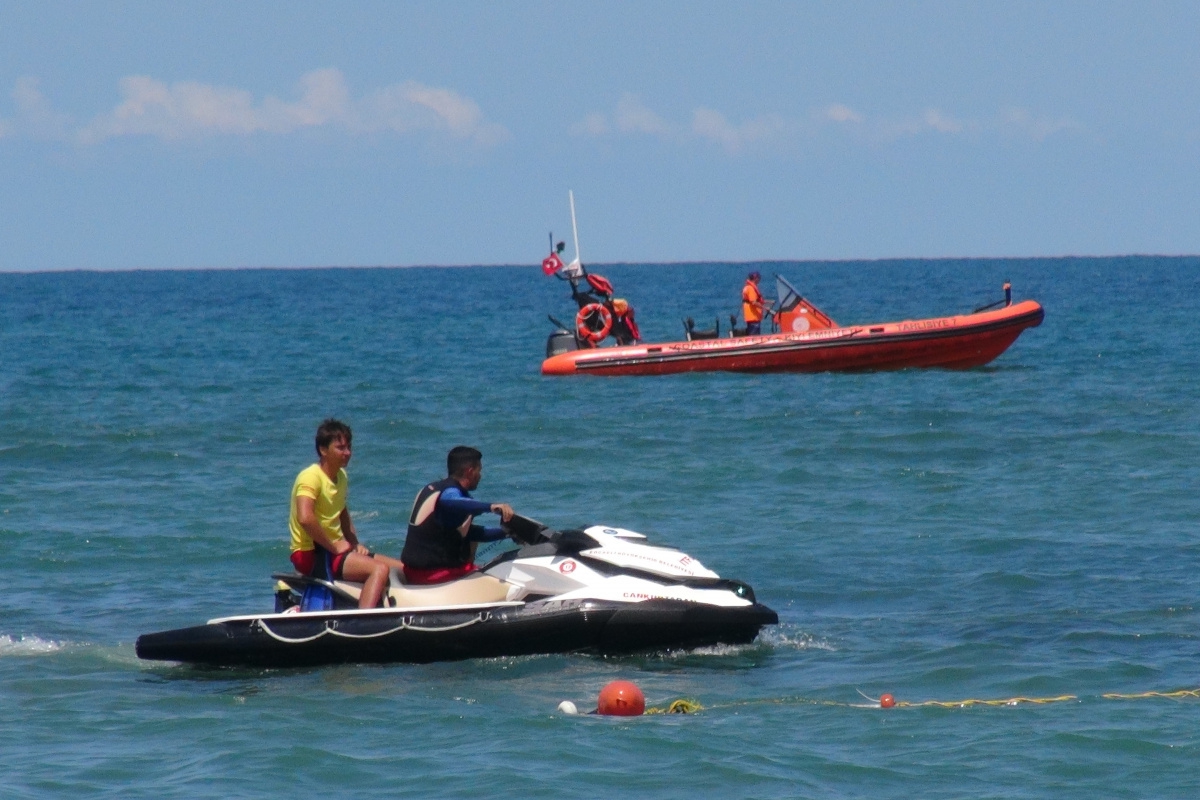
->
[2,1,1199,270]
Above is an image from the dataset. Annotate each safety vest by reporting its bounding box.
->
[400,478,473,570]
[743,281,764,323]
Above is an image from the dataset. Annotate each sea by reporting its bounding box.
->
[1,256,1197,799]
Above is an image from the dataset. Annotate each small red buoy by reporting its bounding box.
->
[597,680,646,716]
[880,693,896,709]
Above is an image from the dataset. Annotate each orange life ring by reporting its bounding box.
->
[576,303,613,343]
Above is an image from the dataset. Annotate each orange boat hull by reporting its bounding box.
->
[542,300,1044,377]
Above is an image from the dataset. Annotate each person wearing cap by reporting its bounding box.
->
[741,271,772,335]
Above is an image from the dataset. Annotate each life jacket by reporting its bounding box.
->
[610,299,641,344]
[400,478,473,570]
[743,281,765,323]
[586,273,614,297]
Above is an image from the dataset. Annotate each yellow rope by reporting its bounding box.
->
[896,695,1077,708]
[633,687,1200,717]
[1102,688,1200,700]
[646,698,704,714]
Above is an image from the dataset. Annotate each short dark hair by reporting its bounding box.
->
[315,419,352,455]
[447,445,482,477]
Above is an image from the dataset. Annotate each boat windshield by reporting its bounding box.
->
[775,275,802,311]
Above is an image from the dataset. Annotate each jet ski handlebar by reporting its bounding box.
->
[501,513,557,546]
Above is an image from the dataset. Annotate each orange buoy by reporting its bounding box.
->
[880,693,896,709]
[597,680,646,716]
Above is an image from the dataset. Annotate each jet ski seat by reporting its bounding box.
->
[385,573,515,607]
[325,571,516,608]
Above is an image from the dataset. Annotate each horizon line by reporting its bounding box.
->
[2,252,1197,276]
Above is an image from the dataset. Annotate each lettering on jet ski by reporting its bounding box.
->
[606,550,704,575]
[621,590,693,601]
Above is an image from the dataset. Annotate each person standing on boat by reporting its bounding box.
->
[401,446,515,585]
[289,419,405,608]
[741,271,773,335]
[609,298,641,345]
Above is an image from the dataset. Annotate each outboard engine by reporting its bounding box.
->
[546,326,580,358]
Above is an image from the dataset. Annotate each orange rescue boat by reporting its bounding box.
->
[542,276,1043,377]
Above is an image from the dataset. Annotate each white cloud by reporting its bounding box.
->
[80,76,269,142]
[1000,107,1076,140]
[574,95,1079,152]
[823,104,861,124]
[923,108,964,134]
[6,77,71,139]
[571,94,674,140]
[875,107,976,139]
[573,95,787,152]
[356,79,509,145]
[614,94,671,136]
[2,70,508,146]
[872,106,1075,141]
[691,107,785,153]
[569,112,609,137]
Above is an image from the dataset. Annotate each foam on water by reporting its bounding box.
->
[0,634,65,656]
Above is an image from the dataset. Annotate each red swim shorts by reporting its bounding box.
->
[290,548,350,580]
[402,563,478,585]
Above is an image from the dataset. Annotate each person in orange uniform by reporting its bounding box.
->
[741,271,772,335]
[288,419,405,608]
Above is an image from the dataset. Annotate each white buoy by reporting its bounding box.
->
[557,700,579,715]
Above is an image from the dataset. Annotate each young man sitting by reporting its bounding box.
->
[400,446,515,585]
[288,419,405,608]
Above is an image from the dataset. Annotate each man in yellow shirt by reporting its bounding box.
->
[741,271,773,335]
[289,419,404,608]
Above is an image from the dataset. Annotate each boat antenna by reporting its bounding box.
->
[548,231,554,253]
[569,190,581,267]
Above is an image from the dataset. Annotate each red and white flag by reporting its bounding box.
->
[542,252,565,275]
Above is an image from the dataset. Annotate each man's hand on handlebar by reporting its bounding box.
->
[491,503,514,523]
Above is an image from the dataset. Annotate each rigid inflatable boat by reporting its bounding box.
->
[136,515,778,668]
[542,275,1043,377]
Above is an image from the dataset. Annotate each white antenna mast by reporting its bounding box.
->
[569,190,581,267]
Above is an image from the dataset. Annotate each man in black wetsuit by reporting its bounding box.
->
[400,446,516,584]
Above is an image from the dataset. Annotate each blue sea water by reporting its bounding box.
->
[1,256,1198,799]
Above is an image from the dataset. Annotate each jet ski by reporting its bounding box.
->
[136,514,778,667]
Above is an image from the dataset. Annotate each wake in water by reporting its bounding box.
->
[0,634,64,657]
[624,623,833,667]
[758,624,835,652]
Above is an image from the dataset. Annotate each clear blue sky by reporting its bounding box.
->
[2,1,1198,270]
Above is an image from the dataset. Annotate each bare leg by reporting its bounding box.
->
[370,553,405,571]
[341,552,390,608]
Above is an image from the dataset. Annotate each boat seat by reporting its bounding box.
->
[729,314,748,337]
[683,316,720,340]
